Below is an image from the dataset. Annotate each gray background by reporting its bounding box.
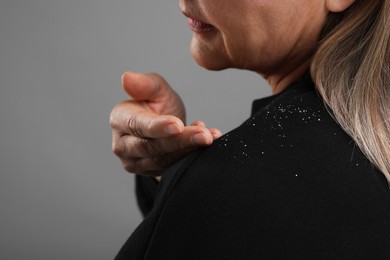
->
[0,0,269,259]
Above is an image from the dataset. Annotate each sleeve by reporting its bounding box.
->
[135,175,159,217]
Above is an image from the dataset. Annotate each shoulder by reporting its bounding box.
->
[161,78,390,213]
[124,78,390,259]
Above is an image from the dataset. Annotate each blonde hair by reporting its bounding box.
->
[311,0,390,181]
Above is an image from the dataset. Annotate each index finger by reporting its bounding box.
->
[110,101,184,138]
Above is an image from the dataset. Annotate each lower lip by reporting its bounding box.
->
[187,18,215,33]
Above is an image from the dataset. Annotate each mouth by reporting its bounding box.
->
[182,12,216,33]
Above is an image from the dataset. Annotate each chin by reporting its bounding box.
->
[192,53,232,71]
[197,61,228,71]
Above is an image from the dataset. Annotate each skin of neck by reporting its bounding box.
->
[260,59,311,95]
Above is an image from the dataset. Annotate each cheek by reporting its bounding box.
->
[210,3,283,66]
[217,4,323,72]
[217,16,280,70]
[192,0,327,72]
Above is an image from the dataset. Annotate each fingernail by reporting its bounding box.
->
[212,132,222,139]
[192,133,206,145]
[121,72,127,83]
[165,124,181,135]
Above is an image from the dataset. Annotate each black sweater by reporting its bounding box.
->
[116,76,390,259]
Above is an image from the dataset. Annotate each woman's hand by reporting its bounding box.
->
[110,72,222,178]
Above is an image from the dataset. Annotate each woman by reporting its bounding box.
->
[110,0,390,258]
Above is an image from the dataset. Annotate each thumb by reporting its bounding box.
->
[122,72,173,102]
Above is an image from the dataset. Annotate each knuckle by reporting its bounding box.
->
[112,141,125,157]
[109,107,119,128]
[123,162,136,173]
[138,138,158,157]
[127,114,144,137]
[172,135,189,151]
[112,135,130,158]
[174,137,187,151]
[124,158,149,174]
[109,102,126,129]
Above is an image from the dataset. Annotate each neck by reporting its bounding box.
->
[260,60,310,95]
